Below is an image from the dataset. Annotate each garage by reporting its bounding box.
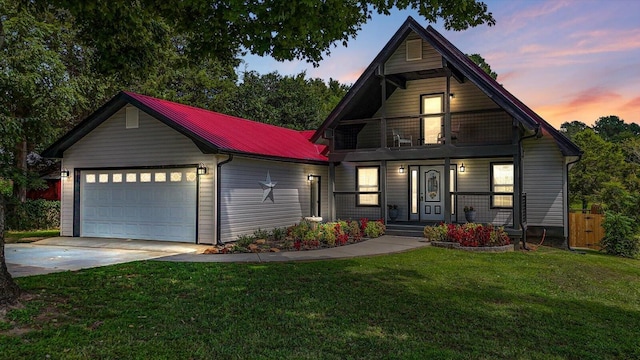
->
[80,168,198,242]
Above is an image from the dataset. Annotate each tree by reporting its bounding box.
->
[560,121,589,141]
[593,115,633,142]
[39,0,495,72]
[0,1,101,305]
[227,71,349,130]
[569,129,626,209]
[468,53,497,80]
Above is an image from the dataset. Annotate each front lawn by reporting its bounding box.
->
[1,246,639,359]
[4,229,60,243]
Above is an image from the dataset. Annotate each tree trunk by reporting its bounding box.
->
[0,194,21,306]
[13,139,28,203]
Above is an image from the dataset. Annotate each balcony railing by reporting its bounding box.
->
[333,109,513,150]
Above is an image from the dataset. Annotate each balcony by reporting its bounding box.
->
[333,109,513,151]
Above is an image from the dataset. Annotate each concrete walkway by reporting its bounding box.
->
[7,235,429,277]
[157,235,430,263]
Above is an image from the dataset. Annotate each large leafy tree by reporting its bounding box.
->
[0,1,99,304]
[593,115,637,142]
[560,120,589,141]
[228,71,349,130]
[569,129,626,210]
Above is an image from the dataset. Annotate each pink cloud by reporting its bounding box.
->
[621,96,640,113]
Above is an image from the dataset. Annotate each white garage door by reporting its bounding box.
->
[80,168,197,242]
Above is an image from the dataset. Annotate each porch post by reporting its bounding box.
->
[379,64,387,148]
[513,122,523,240]
[328,162,336,221]
[380,160,387,221]
[444,157,451,223]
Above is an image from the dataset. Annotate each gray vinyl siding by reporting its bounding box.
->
[219,157,328,242]
[523,135,565,227]
[376,78,502,118]
[384,33,442,75]
[60,107,216,244]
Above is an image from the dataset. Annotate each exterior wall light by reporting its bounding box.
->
[449,93,455,99]
[459,163,465,173]
[398,165,405,174]
[61,169,70,178]
[197,164,207,175]
[308,174,319,181]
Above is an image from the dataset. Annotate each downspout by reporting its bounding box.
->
[518,124,541,250]
[216,154,233,245]
[566,155,582,251]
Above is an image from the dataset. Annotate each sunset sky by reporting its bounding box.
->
[241,0,640,129]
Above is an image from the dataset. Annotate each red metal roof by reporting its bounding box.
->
[124,92,327,162]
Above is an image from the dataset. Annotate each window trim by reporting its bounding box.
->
[420,93,445,145]
[356,166,380,207]
[490,162,514,209]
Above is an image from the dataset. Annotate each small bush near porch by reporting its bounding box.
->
[424,223,510,247]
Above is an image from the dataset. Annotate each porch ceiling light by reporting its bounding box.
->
[399,165,405,174]
[61,169,70,178]
[197,164,207,175]
[459,163,465,173]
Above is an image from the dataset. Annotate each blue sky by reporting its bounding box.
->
[241,0,640,129]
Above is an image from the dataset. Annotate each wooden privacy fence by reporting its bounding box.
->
[569,211,604,250]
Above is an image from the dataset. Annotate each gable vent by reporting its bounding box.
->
[126,107,139,129]
[406,39,422,61]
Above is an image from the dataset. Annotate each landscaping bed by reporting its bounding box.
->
[203,218,386,254]
[423,223,511,250]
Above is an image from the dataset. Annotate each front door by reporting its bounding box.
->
[420,166,445,221]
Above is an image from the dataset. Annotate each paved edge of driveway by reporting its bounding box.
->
[155,235,430,263]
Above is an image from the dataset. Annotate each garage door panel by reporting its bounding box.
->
[80,168,197,243]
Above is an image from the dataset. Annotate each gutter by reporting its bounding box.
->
[565,154,582,251]
[517,124,541,250]
[215,154,233,245]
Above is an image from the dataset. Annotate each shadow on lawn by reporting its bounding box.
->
[4,250,640,359]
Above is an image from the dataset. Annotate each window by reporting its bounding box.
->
[420,94,444,145]
[356,167,379,206]
[491,163,514,208]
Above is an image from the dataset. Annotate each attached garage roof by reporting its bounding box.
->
[42,92,328,163]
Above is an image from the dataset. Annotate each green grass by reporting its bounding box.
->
[2,246,639,359]
[4,229,59,243]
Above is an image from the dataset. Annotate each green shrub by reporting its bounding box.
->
[423,224,447,241]
[271,227,286,241]
[319,223,336,246]
[600,211,640,258]
[236,234,255,247]
[253,228,270,240]
[6,199,60,231]
[364,220,386,238]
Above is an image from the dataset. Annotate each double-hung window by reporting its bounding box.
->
[491,163,514,208]
[356,167,379,206]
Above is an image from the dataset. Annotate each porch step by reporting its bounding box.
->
[385,223,425,238]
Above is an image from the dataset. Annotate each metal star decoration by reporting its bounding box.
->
[259,171,277,203]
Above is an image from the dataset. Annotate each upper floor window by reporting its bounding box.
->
[491,163,514,208]
[421,94,444,145]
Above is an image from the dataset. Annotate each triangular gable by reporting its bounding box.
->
[312,16,581,157]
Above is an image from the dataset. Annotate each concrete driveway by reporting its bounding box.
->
[6,237,211,277]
